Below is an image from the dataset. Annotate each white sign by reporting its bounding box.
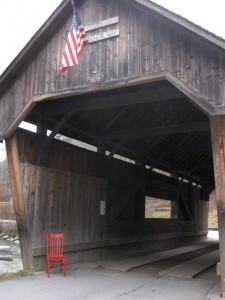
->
[88,29,120,44]
[85,17,119,32]
[100,201,106,216]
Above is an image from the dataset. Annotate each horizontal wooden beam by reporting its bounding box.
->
[32,231,205,257]
[165,73,215,116]
[146,143,212,155]
[104,122,210,140]
[4,101,36,139]
[146,156,203,184]
[146,178,177,192]
[32,72,167,103]
[45,86,183,116]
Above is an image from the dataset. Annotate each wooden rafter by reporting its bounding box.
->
[47,117,208,185]
[101,137,129,164]
[102,107,127,132]
[42,111,74,150]
[103,122,210,140]
[45,86,183,116]
[146,156,203,184]
[50,117,98,141]
[146,143,212,155]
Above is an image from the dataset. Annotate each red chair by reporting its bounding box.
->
[46,233,67,277]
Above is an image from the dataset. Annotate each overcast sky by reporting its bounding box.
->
[0,0,225,75]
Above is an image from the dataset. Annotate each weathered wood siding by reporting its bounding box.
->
[194,193,209,233]
[13,130,208,270]
[107,186,208,257]
[21,163,107,270]
[107,219,195,239]
[1,0,225,135]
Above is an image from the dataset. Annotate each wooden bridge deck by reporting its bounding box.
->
[89,240,219,272]
[159,249,220,279]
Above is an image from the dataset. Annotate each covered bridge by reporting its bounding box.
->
[0,0,225,295]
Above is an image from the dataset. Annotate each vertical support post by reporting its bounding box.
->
[135,158,146,219]
[188,179,194,218]
[171,173,179,219]
[210,115,225,297]
[5,134,34,271]
[97,138,106,156]
[36,108,47,165]
[171,200,178,219]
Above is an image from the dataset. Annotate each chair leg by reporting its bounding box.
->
[64,259,67,277]
[46,258,66,277]
[46,260,50,277]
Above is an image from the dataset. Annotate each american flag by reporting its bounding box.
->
[60,5,88,73]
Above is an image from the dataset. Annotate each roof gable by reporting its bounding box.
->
[0,0,225,140]
[1,0,225,94]
[132,0,225,49]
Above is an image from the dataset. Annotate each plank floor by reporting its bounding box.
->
[159,249,219,279]
[91,240,218,272]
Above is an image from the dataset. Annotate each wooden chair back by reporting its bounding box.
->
[46,233,65,256]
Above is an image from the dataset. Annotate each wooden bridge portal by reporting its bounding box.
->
[0,0,225,296]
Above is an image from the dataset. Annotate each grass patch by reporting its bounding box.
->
[149,210,171,218]
[0,270,32,281]
[145,198,171,219]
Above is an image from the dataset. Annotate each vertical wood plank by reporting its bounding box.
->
[210,115,225,297]
[5,134,34,271]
